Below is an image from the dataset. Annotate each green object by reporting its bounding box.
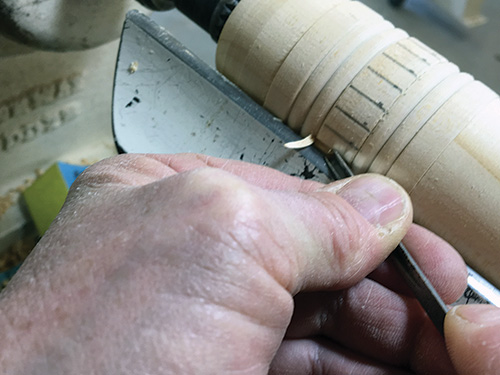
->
[23,162,87,236]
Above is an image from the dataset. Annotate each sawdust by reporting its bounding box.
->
[0,181,38,290]
[0,177,37,220]
[0,236,36,274]
[128,61,139,74]
[0,193,15,218]
[80,158,98,166]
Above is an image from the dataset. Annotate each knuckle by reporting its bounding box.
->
[174,168,270,255]
[182,167,262,222]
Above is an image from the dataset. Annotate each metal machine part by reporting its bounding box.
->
[113,10,330,182]
[138,0,240,41]
[136,0,176,11]
[113,11,500,307]
[0,0,149,51]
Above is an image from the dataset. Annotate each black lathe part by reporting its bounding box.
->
[136,0,175,11]
[136,0,240,42]
[207,0,240,41]
[176,0,219,35]
[175,0,240,41]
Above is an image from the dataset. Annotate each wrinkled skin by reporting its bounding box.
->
[0,153,497,375]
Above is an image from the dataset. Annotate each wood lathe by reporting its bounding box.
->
[114,1,500,301]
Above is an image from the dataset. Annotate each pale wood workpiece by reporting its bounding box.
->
[349,38,451,171]
[303,26,408,146]
[289,19,390,132]
[216,0,500,287]
[409,96,500,285]
[367,67,467,175]
[264,1,376,124]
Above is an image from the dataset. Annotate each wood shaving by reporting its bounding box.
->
[284,134,315,149]
[0,173,40,219]
[128,61,139,74]
[0,193,14,218]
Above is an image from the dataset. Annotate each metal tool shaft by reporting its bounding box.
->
[391,243,448,336]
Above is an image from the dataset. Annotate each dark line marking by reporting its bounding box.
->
[409,38,443,59]
[396,41,431,66]
[323,123,360,151]
[367,66,403,93]
[336,106,370,132]
[382,52,417,76]
[350,85,387,111]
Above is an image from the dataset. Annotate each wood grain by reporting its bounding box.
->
[263,1,375,125]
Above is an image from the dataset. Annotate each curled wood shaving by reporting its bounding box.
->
[284,134,315,149]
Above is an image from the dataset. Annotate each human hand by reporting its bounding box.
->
[445,304,500,374]
[0,153,488,374]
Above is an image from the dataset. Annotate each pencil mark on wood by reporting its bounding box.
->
[367,66,403,92]
[382,52,417,76]
[324,122,361,151]
[335,106,370,132]
[396,41,431,66]
[350,85,387,111]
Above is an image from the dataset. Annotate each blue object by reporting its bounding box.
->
[57,161,88,188]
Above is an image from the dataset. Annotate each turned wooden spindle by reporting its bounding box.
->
[216,0,500,287]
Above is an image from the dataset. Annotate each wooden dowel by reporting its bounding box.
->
[216,0,500,287]
[263,1,375,125]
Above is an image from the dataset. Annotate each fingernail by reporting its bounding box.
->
[454,304,500,326]
[332,175,409,228]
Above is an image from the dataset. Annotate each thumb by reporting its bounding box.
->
[445,304,500,375]
[273,173,412,293]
